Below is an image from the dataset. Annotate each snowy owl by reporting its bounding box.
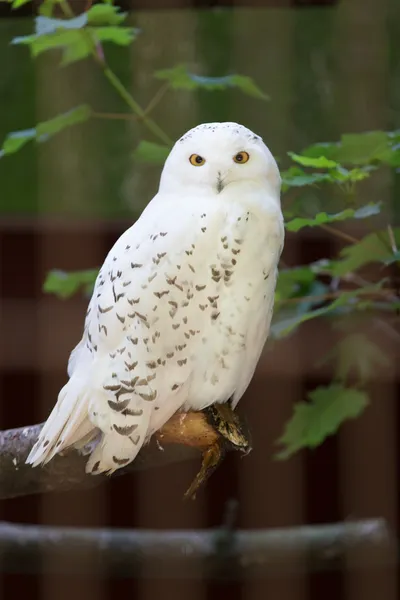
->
[27,122,284,475]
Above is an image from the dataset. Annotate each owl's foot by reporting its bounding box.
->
[184,402,252,500]
[206,403,252,453]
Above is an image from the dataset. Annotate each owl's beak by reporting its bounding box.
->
[216,172,225,194]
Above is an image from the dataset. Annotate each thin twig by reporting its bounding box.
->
[319,223,359,245]
[101,67,172,145]
[387,224,398,255]
[141,82,170,119]
[373,317,400,343]
[280,288,398,306]
[92,111,138,121]
[59,0,172,147]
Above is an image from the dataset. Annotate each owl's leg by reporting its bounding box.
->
[184,402,251,500]
[184,441,224,500]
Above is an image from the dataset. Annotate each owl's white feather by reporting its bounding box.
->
[27,122,284,474]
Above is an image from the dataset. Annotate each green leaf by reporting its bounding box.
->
[352,203,382,219]
[93,26,136,46]
[300,141,338,161]
[271,283,384,339]
[3,0,35,7]
[35,13,87,34]
[0,129,36,156]
[43,268,99,299]
[383,250,400,265]
[330,230,400,276]
[281,166,330,190]
[0,105,91,158]
[38,0,61,17]
[320,334,390,383]
[336,131,392,165]
[276,385,369,459]
[285,203,381,233]
[133,141,171,164]
[12,0,33,7]
[12,30,92,63]
[154,65,268,99]
[86,4,127,26]
[37,105,91,138]
[60,33,92,65]
[288,152,338,169]
[275,266,316,303]
[334,166,376,183]
[224,74,269,100]
[12,13,137,64]
[282,164,374,191]
[302,130,396,166]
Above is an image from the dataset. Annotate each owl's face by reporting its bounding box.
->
[159,122,281,198]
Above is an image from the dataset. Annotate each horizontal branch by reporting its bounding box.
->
[0,412,221,500]
[0,519,394,579]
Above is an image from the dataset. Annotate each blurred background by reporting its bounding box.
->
[0,0,399,598]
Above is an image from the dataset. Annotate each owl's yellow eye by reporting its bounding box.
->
[189,154,206,166]
[233,151,250,164]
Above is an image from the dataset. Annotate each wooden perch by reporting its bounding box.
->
[0,519,394,579]
[0,406,250,500]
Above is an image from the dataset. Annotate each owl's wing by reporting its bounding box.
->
[27,195,224,473]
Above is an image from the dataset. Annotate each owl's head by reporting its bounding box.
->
[159,122,281,199]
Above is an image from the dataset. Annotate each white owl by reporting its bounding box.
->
[27,122,284,475]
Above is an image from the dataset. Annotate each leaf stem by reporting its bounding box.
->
[387,224,398,254]
[92,111,138,121]
[59,0,172,147]
[141,83,170,119]
[59,0,74,18]
[279,288,398,306]
[101,67,172,146]
[319,224,359,245]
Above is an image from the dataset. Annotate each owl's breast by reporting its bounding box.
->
[185,205,281,410]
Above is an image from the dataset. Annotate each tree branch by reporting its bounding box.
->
[0,519,394,579]
[0,412,224,500]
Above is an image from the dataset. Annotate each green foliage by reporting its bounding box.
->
[272,283,386,339]
[276,385,369,459]
[282,157,376,192]
[329,230,400,276]
[281,167,330,189]
[154,64,269,100]
[288,152,338,169]
[43,269,98,298]
[384,250,400,265]
[12,8,137,65]
[2,0,398,461]
[285,203,381,232]
[11,0,33,7]
[302,130,400,167]
[320,334,390,383]
[86,3,127,25]
[274,266,317,303]
[133,141,171,164]
[0,105,91,157]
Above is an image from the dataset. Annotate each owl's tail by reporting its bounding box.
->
[84,398,152,476]
[27,379,153,475]
[26,377,96,467]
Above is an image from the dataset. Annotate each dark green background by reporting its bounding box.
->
[0,3,399,219]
